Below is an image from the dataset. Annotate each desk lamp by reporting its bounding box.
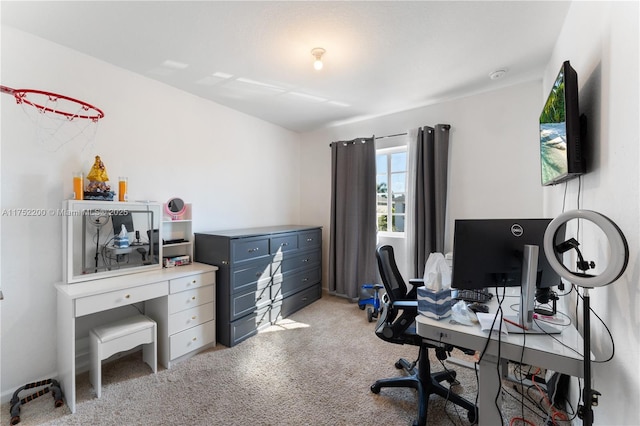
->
[543,210,628,426]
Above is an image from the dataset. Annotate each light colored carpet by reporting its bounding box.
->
[2,295,568,425]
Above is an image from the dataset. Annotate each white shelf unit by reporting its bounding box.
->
[162,202,193,265]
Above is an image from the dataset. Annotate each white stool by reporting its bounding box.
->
[89,314,157,398]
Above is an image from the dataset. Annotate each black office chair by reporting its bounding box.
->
[370,245,478,426]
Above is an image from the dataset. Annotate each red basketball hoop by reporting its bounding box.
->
[1,85,105,121]
[1,84,105,151]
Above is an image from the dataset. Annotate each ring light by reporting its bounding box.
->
[543,209,628,426]
[543,210,628,288]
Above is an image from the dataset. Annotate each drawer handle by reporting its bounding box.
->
[302,278,308,282]
[192,337,197,342]
[302,258,309,263]
[248,247,260,253]
[192,279,197,284]
[191,296,197,301]
[306,238,313,242]
[124,294,131,299]
[191,316,197,320]
[281,242,289,247]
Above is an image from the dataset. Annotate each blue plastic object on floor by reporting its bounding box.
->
[358,283,384,322]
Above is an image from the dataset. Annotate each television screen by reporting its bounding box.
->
[539,61,585,186]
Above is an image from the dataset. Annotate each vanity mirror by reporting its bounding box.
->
[63,200,162,283]
[166,197,186,220]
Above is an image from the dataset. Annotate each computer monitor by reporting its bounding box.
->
[451,218,565,291]
[111,211,134,234]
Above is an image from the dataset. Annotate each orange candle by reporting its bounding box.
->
[118,177,128,202]
[73,172,83,200]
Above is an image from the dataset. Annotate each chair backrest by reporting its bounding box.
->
[376,245,409,301]
[375,245,420,344]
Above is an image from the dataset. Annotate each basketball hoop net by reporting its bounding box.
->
[1,85,105,152]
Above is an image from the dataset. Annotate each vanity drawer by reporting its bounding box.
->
[168,302,215,335]
[170,320,215,360]
[75,281,168,317]
[168,285,214,315]
[169,271,215,294]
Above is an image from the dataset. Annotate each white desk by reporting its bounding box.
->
[415,295,584,426]
[55,262,218,413]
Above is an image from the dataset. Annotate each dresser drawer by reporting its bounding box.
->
[273,249,321,275]
[168,302,215,335]
[170,320,215,359]
[281,283,322,317]
[277,267,321,299]
[231,283,271,321]
[230,259,271,294]
[270,233,298,255]
[298,229,321,250]
[232,237,270,263]
[169,271,215,294]
[76,281,168,317]
[168,285,214,315]
[229,306,271,347]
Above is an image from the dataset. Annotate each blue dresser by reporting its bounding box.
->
[195,225,322,347]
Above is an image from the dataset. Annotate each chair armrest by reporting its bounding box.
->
[393,300,418,308]
[408,278,424,285]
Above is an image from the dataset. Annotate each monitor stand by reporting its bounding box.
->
[506,244,561,335]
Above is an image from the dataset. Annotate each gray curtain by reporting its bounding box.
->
[328,137,378,300]
[407,124,451,278]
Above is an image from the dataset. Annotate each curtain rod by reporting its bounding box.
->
[375,132,407,140]
[329,132,407,147]
[328,126,449,147]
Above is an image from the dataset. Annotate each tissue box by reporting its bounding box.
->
[113,236,129,248]
[417,287,452,319]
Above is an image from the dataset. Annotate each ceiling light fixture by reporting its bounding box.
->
[489,69,507,80]
[311,48,326,71]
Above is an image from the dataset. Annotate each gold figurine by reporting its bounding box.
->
[85,155,114,200]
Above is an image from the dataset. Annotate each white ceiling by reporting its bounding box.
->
[1,1,571,133]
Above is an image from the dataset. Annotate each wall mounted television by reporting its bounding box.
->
[539,60,586,186]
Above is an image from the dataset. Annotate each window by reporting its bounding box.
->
[376,147,406,234]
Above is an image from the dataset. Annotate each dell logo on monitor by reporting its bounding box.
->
[511,223,524,237]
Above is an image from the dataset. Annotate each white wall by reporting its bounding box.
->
[541,2,639,424]
[0,27,301,400]
[300,81,545,283]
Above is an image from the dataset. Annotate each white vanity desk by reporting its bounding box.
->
[55,262,218,413]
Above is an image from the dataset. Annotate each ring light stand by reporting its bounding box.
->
[543,210,629,426]
[86,211,109,273]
